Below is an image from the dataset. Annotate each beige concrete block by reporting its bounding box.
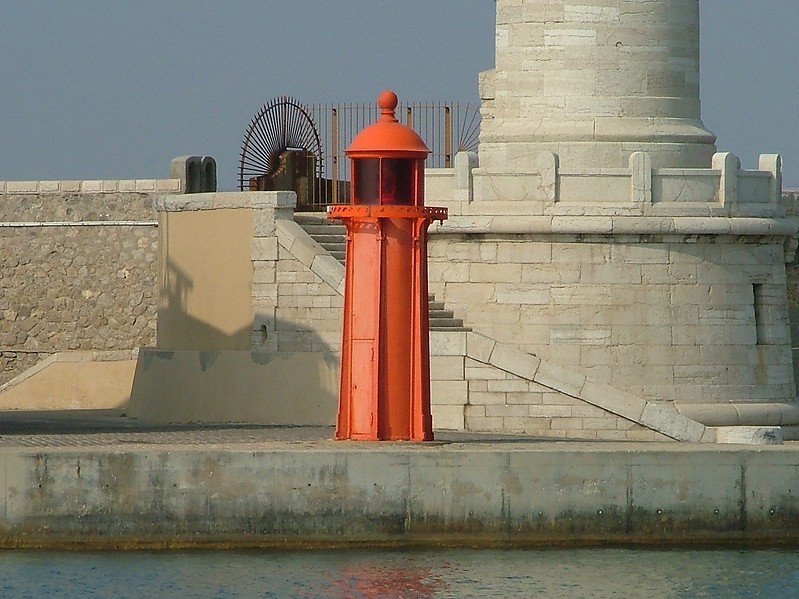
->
[432,405,465,430]
[252,262,276,284]
[496,242,552,264]
[444,282,495,304]
[38,180,61,193]
[466,331,496,363]
[465,362,510,381]
[310,254,344,291]
[463,404,486,419]
[486,404,532,418]
[521,264,581,284]
[470,263,522,283]
[430,330,467,356]
[469,391,509,406]
[60,180,81,192]
[506,391,544,405]
[579,263,642,285]
[6,180,39,193]
[580,304,643,326]
[503,417,554,434]
[487,379,531,393]
[528,405,574,417]
[466,416,506,431]
[431,380,468,406]
[612,325,673,345]
[549,417,584,431]
[429,262,470,283]
[612,364,674,387]
[117,179,136,192]
[133,179,156,192]
[581,365,613,384]
[639,401,705,442]
[488,342,540,380]
[251,237,279,261]
[625,429,672,442]
[569,403,610,418]
[431,355,465,381]
[551,284,611,305]
[252,283,278,303]
[673,325,756,346]
[580,416,619,431]
[494,283,550,305]
[550,326,612,345]
[595,429,629,441]
[641,263,698,284]
[445,243,485,262]
[534,360,586,397]
[579,379,646,421]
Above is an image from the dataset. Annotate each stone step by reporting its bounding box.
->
[319,242,345,252]
[294,212,469,331]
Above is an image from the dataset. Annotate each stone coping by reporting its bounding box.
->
[0,179,181,194]
[155,191,295,212]
[675,402,799,427]
[431,214,798,237]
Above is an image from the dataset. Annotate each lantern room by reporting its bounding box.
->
[346,90,429,206]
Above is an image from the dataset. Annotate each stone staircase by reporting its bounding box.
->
[294,212,468,331]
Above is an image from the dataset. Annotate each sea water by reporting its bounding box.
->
[1,547,798,598]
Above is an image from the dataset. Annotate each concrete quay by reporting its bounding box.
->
[0,410,798,549]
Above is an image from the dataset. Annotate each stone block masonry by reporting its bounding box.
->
[428,231,795,406]
[0,179,176,386]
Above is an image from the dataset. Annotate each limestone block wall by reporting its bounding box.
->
[428,231,794,406]
[0,180,174,386]
[430,331,673,441]
[250,208,344,355]
[481,0,716,172]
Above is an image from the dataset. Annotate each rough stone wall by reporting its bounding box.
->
[428,233,794,405]
[0,192,159,222]
[0,188,161,385]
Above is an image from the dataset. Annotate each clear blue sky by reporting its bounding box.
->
[1,1,797,189]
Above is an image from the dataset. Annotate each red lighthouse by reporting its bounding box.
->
[327,90,448,441]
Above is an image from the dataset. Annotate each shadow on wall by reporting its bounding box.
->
[129,259,340,426]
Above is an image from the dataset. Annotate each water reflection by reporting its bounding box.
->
[331,559,447,598]
[1,547,798,598]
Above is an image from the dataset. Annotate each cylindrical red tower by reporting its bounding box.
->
[328,90,447,441]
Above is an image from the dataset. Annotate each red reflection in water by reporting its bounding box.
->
[330,560,449,598]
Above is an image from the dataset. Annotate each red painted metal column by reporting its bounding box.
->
[328,90,447,441]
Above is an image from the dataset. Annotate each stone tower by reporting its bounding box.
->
[427,0,798,439]
[479,0,717,172]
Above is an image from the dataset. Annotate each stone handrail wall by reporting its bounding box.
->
[428,151,785,219]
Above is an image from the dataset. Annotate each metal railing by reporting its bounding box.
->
[239,100,481,210]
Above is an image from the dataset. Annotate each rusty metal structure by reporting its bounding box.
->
[329,90,447,441]
[238,98,480,211]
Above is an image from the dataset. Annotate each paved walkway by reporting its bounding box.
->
[1,408,798,452]
[0,409,567,449]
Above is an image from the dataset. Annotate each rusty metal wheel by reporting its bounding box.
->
[238,96,323,191]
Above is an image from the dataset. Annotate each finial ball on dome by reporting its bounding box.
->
[378,90,399,111]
